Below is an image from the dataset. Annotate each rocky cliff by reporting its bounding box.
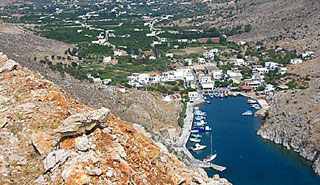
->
[0,54,230,184]
[258,59,320,175]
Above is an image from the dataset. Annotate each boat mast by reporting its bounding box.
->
[210,134,213,154]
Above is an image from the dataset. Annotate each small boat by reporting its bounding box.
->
[195,116,206,120]
[206,101,211,104]
[190,137,201,142]
[242,110,253,116]
[194,123,206,127]
[194,111,207,117]
[251,104,261,110]
[209,93,214,98]
[203,135,217,162]
[191,130,199,133]
[189,143,207,151]
[194,106,200,110]
[248,99,257,104]
[193,126,212,132]
[191,133,202,138]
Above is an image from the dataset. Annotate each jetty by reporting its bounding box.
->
[175,92,227,172]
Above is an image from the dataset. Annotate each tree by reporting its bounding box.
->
[244,24,252,33]
[71,62,78,67]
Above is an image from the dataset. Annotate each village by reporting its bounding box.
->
[88,43,316,105]
[2,0,317,113]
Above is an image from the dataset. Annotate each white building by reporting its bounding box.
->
[188,92,199,102]
[138,73,150,84]
[102,79,112,84]
[265,62,278,70]
[149,56,156,60]
[174,68,191,80]
[162,94,172,103]
[255,67,269,75]
[184,58,193,66]
[165,53,174,58]
[231,58,246,66]
[199,76,214,90]
[185,72,195,82]
[118,86,126,93]
[198,58,206,65]
[113,50,127,56]
[278,67,287,75]
[103,56,112,63]
[212,69,223,80]
[93,78,102,85]
[290,58,303,65]
[203,50,215,60]
[227,70,243,84]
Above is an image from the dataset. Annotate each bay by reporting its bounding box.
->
[187,96,320,185]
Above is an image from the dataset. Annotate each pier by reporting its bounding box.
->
[175,92,227,172]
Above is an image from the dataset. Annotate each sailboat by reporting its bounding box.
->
[203,135,217,162]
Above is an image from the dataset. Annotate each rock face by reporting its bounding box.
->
[0,54,231,184]
[258,60,320,176]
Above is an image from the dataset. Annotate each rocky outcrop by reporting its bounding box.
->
[0,54,230,184]
[258,60,320,176]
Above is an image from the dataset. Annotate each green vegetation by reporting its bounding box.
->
[178,102,187,128]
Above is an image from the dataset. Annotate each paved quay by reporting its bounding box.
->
[175,93,226,172]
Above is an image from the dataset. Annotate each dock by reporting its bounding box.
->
[195,160,227,172]
[175,92,227,172]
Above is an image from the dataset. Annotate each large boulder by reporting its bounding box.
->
[55,107,110,137]
[0,59,18,73]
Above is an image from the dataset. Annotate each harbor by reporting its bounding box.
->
[175,94,227,172]
[184,95,320,185]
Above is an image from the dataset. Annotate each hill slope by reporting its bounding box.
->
[258,58,320,175]
[209,0,320,51]
[0,54,230,184]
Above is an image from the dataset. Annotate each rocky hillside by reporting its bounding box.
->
[258,58,320,175]
[0,23,183,144]
[209,0,320,51]
[0,54,230,184]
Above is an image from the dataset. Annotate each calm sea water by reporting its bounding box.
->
[187,96,320,185]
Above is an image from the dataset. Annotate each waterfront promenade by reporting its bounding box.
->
[175,93,226,172]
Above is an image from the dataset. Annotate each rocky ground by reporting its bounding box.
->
[0,23,183,145]
[0,55,230,184]
[258,58,320,175]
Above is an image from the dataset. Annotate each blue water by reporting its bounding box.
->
[187,96,320,185]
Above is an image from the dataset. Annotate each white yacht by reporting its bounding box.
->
[189,143,207,151]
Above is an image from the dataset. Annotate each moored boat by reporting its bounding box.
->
[188,143,206,151]
[193,126,212,132]
[191,133,202,138]
[190,137,201,142]
[248,99,257,104]
[242,110,253,116]
[203,135,217,162]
